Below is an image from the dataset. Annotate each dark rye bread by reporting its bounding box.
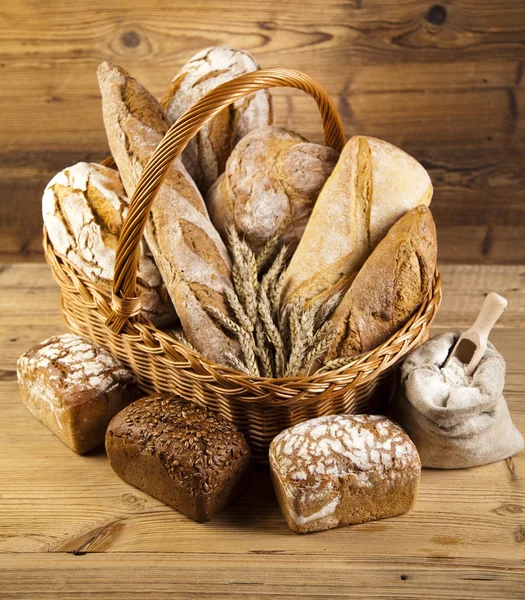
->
[97,61,241,365]
[325,205,437,362]
[269,414,421,533]
[106,394,251,522]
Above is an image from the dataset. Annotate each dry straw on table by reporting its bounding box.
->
[44,67,442,463]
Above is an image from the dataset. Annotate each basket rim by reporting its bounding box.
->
[43,223,442,407]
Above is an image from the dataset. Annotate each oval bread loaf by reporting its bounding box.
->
[324,205,437,362]
[162,46,273,195]
[207,126,338,254]
[283,136,433,310]
[97,61,241,365]
[42,162,176,327]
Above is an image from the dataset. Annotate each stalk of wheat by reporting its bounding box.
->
[200,227,342,377]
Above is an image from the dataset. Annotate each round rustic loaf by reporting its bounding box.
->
[42,162,176,327]
[207,126,339,254]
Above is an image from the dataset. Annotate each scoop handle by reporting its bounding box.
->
[471,292,508,342]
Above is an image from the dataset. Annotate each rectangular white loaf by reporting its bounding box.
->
[17,334,140,454]
[269,414,421,533]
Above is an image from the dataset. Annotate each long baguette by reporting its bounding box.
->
[162,46,273,196]
[97,61,240,365]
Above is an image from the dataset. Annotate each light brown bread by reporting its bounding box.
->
[207,126,338,254]
[283,136,433,309]
[17,334,140,455]
[162,46,273,195]
[106,394,251,522]
[269,414,421,533]
[324,205,437,361]
[43,162,176,327]
[97,61,240,365]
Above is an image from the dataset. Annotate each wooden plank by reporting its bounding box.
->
[1,553,524,600]
[1,1,525,262]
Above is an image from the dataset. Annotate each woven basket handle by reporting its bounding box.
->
[106,67,346,332]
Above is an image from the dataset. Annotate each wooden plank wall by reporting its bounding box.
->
[1,0,524,263]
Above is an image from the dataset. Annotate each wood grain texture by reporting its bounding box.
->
[1,0,524,263]
[0,264,523,598]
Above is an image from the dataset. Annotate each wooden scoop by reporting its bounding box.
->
[445,292,508,376]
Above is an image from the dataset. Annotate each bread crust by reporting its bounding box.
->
[43,162,176,327]
[162,46,273,195]
[17,334,139,454]
[207,126,338,253]
[269,414,421,533]
[283,136,433,309]
[97,61,241,364]
[325,205,437,360]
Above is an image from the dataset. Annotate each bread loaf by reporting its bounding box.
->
[162,46,273,195]
[17,334,140,454]
[283,136,433,309]
[269,414,421,533]
[324,205,437,361]
[106,393,251,522]
[207,126,338,254]
[97,61,241,365]
[43,162,176,327]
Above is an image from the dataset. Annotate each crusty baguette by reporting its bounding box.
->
[97,61,240,365]
[162,46,273,195]
[206,126,338,254]
[283,136,433,309]
[324,205,437,362]
[43,162,176,327]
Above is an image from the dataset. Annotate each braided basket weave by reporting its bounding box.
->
[44,67,442,463]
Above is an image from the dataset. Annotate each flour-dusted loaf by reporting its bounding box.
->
[43,162,176,327]
[283,136,433,309]
[324,205,437,362]
[207,126,338,254]
[97,61,241,365]
[269,414,421,533]
[17,334,140,454]
[162,46,273,195]
[106,394,251,521]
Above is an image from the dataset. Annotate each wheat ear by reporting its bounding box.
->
[258,286,286,377]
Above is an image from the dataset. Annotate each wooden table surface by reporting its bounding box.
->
[0,263,523,599]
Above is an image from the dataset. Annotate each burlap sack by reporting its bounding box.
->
[393,331,524,469]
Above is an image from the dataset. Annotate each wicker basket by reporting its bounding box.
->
[44,67,442,463]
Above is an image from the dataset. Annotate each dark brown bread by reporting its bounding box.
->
[106,394,251,522]
[17,334,140,454]
[325,205,437,361]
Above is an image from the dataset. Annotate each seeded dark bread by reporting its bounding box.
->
[106,394,251,522]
